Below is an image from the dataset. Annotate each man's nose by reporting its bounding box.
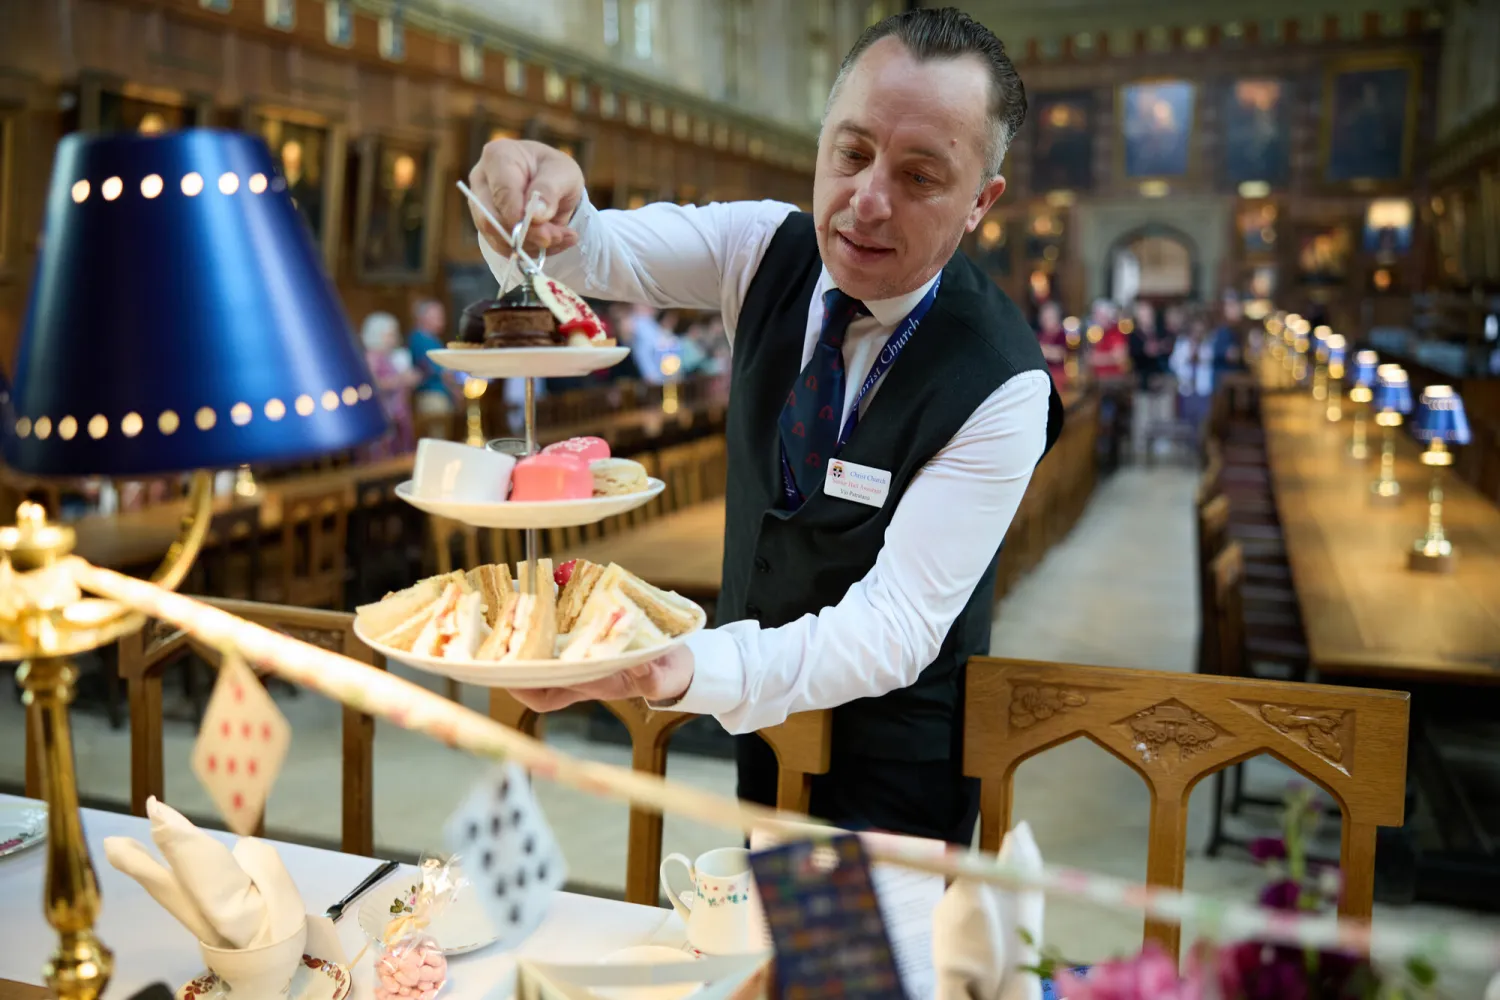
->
[851,168,893,222]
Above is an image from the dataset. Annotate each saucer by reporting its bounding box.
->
[0,801,46,859]
[175,954,350,1000]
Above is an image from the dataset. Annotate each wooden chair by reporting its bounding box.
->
[114,599,383,856]
[263,488,349,610]
[964,652,1410,959]
[489,690,831,905]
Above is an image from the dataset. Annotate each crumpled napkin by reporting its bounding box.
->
[103,796,303,949]
[932,821,1046,1000]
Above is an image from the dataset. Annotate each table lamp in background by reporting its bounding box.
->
[1370,364,1413,501]
[1311,325,1332,401]
[1408,385,1471,572]
[1281,313,1301,379]
[1264,314,1287,368]
[2,129,386,999]
[1348,350,1380,459]
[462,373,489,447]
[1292,325,1311,386]
[1323,334,1347,422]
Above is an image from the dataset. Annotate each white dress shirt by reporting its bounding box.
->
[479,193,1052,734]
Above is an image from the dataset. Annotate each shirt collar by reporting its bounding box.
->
[815,266,940,328]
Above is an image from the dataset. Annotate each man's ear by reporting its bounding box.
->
[967,175,1008,232]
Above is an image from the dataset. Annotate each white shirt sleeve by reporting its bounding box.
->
[671,369,1055,733]
[478,191,796,341]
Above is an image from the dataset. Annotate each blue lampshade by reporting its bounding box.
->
[1412,385,1472,445]
[1373,365,1413,415]
[1352,350,1380,388]
[4,130,386,477]
[1325,334,1347,369]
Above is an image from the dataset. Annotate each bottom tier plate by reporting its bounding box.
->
[353,616,703,689]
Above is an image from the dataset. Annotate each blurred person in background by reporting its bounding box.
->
[1034,300,1067,384]
[407,299,459,418]
[1210,294,1246,387]
[1128,299,1176,457]
[1087,297,1129,380]
[1170,307,1215,426]
[361,311,419,458]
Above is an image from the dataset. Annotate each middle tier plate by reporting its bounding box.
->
[395,477,664,528]
[429,346,630,379]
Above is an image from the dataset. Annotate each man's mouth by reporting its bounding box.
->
[837,232,894,256]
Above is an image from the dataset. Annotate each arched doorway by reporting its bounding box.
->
[1106,224,1199,304]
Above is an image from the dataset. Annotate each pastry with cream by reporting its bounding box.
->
[590,457,650,496]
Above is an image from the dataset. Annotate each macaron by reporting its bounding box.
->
[543,436,611,464]
[590,458,650,496]
[510,452,593,502]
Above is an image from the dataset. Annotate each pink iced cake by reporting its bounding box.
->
[510,452,593,502]
[542,436,611,464]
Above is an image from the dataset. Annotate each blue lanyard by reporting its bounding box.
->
[779,273,941,507]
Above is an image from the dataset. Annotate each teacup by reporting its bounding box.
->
[412,438,515,502]
[199,919,307,996]
[659,847,764,956]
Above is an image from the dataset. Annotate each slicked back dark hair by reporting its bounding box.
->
[826,6,1026,180]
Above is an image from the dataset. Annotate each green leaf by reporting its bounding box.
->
[1406,956,1437,988]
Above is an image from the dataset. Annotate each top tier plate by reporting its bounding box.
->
[429,346,630,379]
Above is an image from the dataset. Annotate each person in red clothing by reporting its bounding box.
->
[1034,300,1069,385]
[1087,298,1129,380]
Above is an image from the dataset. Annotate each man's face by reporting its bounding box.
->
[813,38,1006,302]
[418,303,445,332]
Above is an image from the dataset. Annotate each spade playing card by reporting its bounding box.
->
[749,834,906,999]
[189,651,291,836]
[443,761,568,950]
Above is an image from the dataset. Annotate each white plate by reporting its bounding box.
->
[0,801,45,859]
[354,603,705,690]
[395,478,665,528]
[429,346,630,379]
[175,955,351,1000]
[358,874,501,956]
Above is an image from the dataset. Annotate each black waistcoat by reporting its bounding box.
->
[719,212,1065,761]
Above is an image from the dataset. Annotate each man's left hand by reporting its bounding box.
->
[506,644,695,712]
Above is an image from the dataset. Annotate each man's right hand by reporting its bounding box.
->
[468,139,585,257]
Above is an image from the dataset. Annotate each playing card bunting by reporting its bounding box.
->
[68,559,1500,977]
[190,648,291,836]
[443,762,568,951]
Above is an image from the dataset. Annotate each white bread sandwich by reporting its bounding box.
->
[556,558,607,634]
[558,590,645,661]
[560,561,702,639]
[473,591,520,660]
[409,581,490,660]
[355,570,466,651]
[472,559,556,661]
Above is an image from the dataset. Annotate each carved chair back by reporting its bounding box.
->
[489,690,830,905]
[116,599,382,856]
[964,656,1410,959]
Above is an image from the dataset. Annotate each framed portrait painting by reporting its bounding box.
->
[79,76,211,135]
[247,106,346,271]
[354,136,441,283]
[1222,79,1291,188]
[1119,80,1195,179]
[1030,92,1094,192]
[1323,58,1417,184]
[1297,225,1352,285]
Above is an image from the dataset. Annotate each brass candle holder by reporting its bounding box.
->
[1347,350,1380,460]
[1370,364,1413,503]
[1311,326,1331,400]
[5,473,213,1000]
[1408,385,1472,573]
[464,374,489,447]
[1324,335,1347,422]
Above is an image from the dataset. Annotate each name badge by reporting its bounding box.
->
[823,459,891,508]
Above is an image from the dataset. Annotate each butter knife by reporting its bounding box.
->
[324,859,400,923]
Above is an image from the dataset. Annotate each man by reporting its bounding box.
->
[407,299,457,419]
[469,8,1063,844]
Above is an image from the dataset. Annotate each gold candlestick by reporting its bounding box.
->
[3,471,214,1000]
[1349,392,1370,457]
[1371,414,1402,500]
[1409,439,1455,571]
[463,375,489,447]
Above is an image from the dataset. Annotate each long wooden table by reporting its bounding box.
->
[1261,392,1500,685]
[563,499,726,600]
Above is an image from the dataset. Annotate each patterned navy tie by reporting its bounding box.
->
[778,288,869,504]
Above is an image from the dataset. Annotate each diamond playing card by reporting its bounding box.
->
[443,762,568,950]
[749,834,907,999]
[189,651,291,836]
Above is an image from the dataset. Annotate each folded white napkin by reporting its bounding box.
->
[102,837,228,947]
[932,821,1045,1000]
[103,796,303,949]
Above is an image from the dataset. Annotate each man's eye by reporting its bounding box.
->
[911,173,933,186]
[838,149,867,164]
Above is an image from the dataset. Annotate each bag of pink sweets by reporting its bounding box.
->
[372,854,464,1000]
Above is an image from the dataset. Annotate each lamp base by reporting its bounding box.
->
[1370,480,1401,503]
[1409,543,1456,574]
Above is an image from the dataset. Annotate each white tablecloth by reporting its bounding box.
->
[0,795,682,999]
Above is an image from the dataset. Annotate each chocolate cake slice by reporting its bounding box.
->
[481,282,561,348]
